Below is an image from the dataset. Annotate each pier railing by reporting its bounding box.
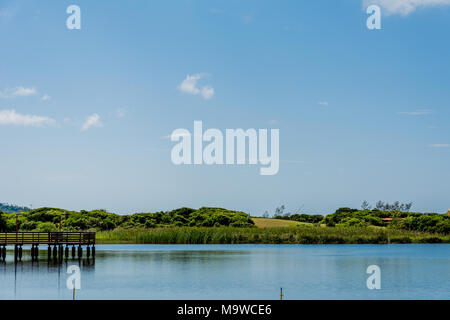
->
[0,232,96,246]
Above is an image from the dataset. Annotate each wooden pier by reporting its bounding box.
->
[0,232,96,262]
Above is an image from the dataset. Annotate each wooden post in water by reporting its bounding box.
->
[0,231,95,262]
[280,288,284,300]
[73,286,75,300]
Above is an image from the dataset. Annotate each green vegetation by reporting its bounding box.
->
[0,203,30,213]
[0,207,254,232]
[272,202,450,235]
[97,226,449,244]
[0,201,448,244]
[274,214,324,224]
[321,208,449,234]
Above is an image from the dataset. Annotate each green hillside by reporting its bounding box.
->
[0,204,448,238]
[0,207,254,232]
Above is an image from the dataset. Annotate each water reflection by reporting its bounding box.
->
[0,247,95,300]
[0,244,448,300]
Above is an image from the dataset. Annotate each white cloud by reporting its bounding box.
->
[0,109,56,127]
[179,74,202,95]
[317,101,329,106]
[178,74,215,100]
[42,94,51,101]
[81,113,103,131]
[430,144,450,148]
[364,0,450,16]
[0,86,38,98]
[201,86,215,100]
[398,109,433,115]
[11,86,37,97]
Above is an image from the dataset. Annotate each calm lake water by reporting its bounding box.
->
[0,244,449,300]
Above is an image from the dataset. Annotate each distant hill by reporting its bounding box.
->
[0,203,31,213]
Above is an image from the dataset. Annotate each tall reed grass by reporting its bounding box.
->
[97,226,449,244]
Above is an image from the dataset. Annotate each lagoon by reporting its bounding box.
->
[0,244,449,300]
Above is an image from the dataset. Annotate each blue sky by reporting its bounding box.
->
[0,0,449,215]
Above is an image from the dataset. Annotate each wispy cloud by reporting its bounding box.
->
[363,0,450,16]
[209,8,223,14]
[178,74,215,100]
[242,14,255,24]
[201,86,214,100]
[430,144,450,148]
[0,86,38,98]
[13,87,37,97]
[317,101,329,106]
[81,113,103,131]
[0,9,13,18]
[0,109,56,127]
[41,94,51,101]
[116,108,126,118]
[398,109,433,116]
[0,5,16,20]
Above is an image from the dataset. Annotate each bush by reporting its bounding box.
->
[340,218,367,227]
[0,211,7,232]
[397,215,450,234]
[20,221,38,231]
[37,222,58,232]
[3,207,255,231]
[286,214,324,224]
[3,206,448,235]
[5,219,16,232]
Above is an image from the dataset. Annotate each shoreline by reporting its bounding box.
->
[97,226,449,245]
[96,241,450,245]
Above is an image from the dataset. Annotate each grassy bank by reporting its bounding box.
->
[252,217,310,228]
[97,226,450,244]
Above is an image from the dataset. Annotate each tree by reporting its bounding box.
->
[374,201,413,212]
[392,201,400,211]
[361,201,372,210]
[0,211,6,232]
[275,205,285,217]
[262,211,269,218]
[375,201,385,210]
[37,222,58,232]
[404,202,413,212]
